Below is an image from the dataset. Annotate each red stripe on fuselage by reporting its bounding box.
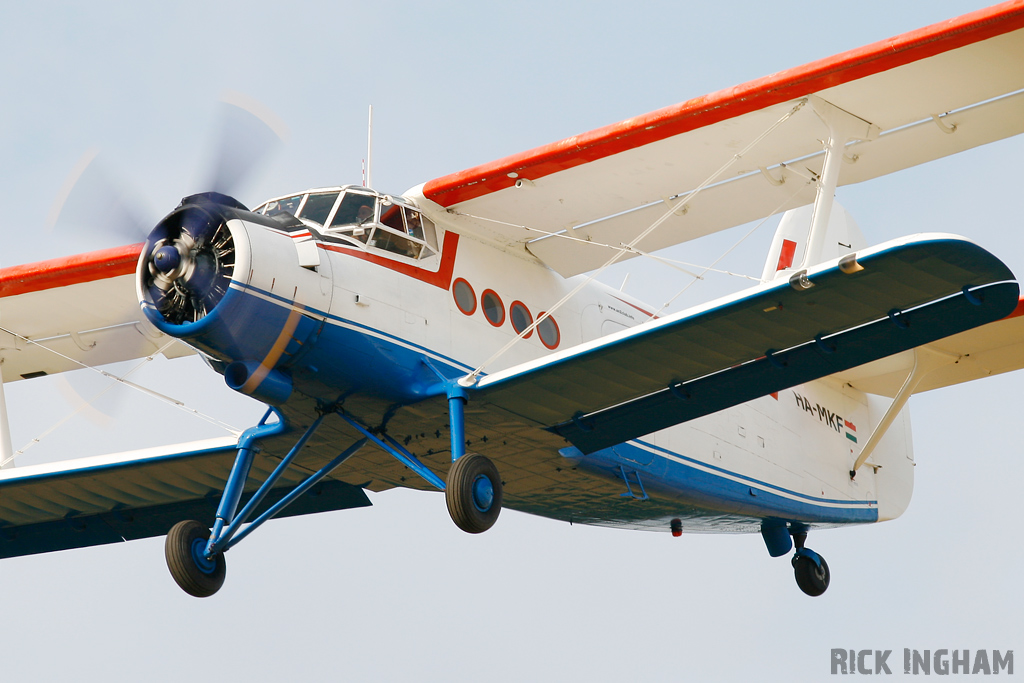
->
[612,295,658,320]
[0,244,143,297]
[423,3,1024,207]
[318,231,460,290]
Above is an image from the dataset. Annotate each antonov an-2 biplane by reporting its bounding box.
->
[1,3,1023,598]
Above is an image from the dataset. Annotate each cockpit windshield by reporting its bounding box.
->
[264,195,302,217]
[254,186,439,261]
[298,191,340,225]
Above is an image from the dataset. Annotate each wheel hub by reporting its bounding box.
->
[471,474,494,512]
[190,537,219,575]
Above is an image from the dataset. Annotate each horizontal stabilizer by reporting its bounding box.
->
[470,235,1019,454]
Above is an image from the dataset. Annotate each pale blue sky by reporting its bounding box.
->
[0,2,1020,680]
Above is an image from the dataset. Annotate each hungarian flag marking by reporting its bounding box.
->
[845,419,857,443]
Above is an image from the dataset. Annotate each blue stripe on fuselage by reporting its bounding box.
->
[566,441,878,524]
[236,282,475,373]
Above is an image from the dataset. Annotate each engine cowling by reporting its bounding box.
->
[137,192,329,405]
[139,192,241,326]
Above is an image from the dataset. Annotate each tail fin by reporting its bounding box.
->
[761,201,867,281]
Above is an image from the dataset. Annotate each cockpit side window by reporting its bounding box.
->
[380,203,404,232]
[365,199,440,260]
[405,209,438,252]
[298,192,340,226]
[370,228,423,259]
[368,200,417,257]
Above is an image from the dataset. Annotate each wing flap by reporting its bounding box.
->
[470,235,1018,451]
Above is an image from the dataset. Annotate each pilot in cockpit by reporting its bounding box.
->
[406,211,423,240]
[356,204,374,224]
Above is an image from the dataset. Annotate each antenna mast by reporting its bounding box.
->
[365,104,373,188]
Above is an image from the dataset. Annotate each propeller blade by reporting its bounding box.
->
[54,370,120,430]
[204,90,289,197]
[46,147,150,244]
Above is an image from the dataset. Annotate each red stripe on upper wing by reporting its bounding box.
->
[0,244,143,298]
[423,2,1024,208]
[318,232,460,290]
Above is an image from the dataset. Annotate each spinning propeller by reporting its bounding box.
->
[141,93,286,325]
[50,91,287,326]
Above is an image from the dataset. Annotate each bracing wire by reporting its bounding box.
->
[648,178,814,319]
[0,330,240,467]
[459,98,809,384]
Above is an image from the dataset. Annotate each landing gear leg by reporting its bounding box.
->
[790,530,830,597]
[165,409,367,597]
[444,386,502,533]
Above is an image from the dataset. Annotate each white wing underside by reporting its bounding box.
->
[835,310,1024,397]
[412,17,1024,277]
[0,256,194,384]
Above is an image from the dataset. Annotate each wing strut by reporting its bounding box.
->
[799,96,879,270]
[0,372,12,470]
[337,411,447,490]
[849,345,956,478]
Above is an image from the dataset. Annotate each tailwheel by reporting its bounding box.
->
[165,519,226,598]
[446,454,502,534]
[792,550,830,597]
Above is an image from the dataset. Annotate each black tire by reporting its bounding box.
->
[165,520,226,598]
[792,553,830,597]
[446,454,502,534]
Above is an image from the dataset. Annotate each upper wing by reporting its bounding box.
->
[466,235,1020,454]
[411,3,1024,277]
[833,298,1024,397]
[0,244,194,383]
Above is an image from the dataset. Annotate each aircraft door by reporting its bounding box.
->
[581,304,631,342]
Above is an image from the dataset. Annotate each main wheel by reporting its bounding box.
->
[165,519,226,598]
[446,454,502,534]
[792,552,830,597]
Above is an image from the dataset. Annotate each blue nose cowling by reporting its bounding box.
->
[153,245,182,273]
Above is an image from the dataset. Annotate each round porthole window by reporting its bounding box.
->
[537,313,560,349]
[510,301,533,338]
[453,278,476,315]
[481,290,504,327]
